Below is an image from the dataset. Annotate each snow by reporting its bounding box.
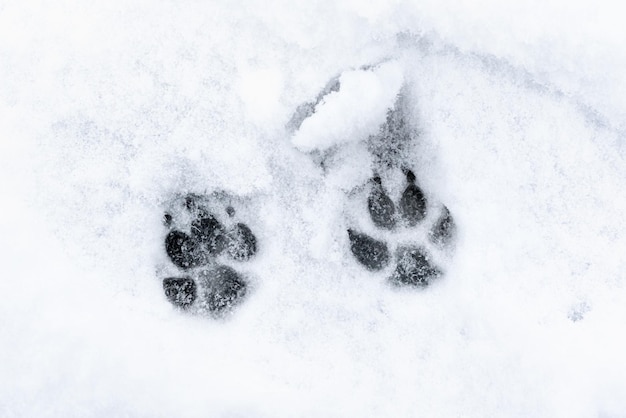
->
[1,0,626,417]
[291,61,404,152]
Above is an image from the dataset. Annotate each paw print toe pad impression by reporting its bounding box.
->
[347,229,391,271]
[399,170,427,226]
[163,277,197,309]
[165,230,207,270]
[368,176,397,230]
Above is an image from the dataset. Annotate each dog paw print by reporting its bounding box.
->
[287,62,457,288]
[160,193,257,316]
[347,169,455,287]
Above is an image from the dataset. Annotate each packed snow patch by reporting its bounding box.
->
[292,61,404,152]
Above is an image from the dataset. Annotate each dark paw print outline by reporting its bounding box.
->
[160,193,257,316]
[287,63,457,287]
[347,168,455,287]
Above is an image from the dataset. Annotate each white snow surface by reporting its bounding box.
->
[1,0,626,417]
[291,61,404,152]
